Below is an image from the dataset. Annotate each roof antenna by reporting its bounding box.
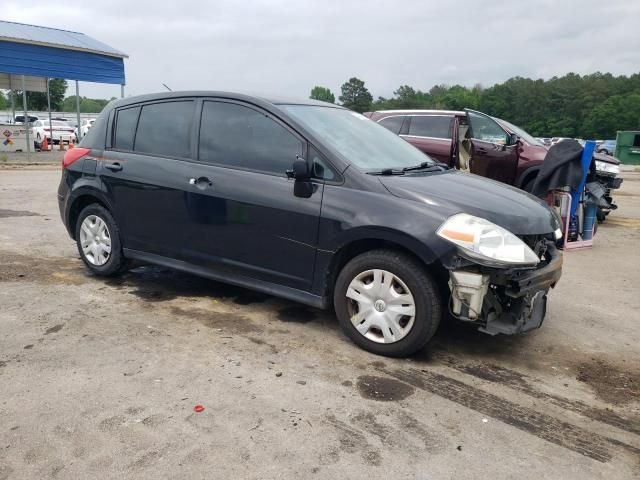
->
[162,83,172,91]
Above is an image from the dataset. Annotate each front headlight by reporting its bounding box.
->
[437,213,540,267]
[595,160,620,175]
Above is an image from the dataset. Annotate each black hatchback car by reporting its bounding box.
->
[59,92,563,357]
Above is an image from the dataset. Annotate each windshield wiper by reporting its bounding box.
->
[367,168,405,176]
[402,162,449,173]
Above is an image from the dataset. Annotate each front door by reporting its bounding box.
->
[179,100,323,291]
[466,109,519,185]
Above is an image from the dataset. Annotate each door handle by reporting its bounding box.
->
[105,162,123,172]
[189,177,213,189]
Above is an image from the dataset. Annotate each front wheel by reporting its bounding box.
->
[75,204,126,276]
[334,250,441,357]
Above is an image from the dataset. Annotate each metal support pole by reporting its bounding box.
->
[46,78,52,152]
[121,84,125,98]
[22,75,30,160]
[10,87,15,123]
[75,80,81,143]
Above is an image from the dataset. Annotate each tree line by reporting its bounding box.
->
[311,72,640,139]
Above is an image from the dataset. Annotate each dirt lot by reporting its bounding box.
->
[0,165,639,479]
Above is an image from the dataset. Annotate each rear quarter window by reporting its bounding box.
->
[378,116,405,134]
[114,106,141,151]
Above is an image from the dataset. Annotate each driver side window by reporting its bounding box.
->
[468,111,508,145]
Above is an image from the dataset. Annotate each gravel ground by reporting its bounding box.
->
[0,167,638,479]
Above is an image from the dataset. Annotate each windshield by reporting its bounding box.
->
[43,121,70,127]
[495,118,545,147]
[280,105,435,170]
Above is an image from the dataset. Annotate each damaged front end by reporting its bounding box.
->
[439,218,563,335]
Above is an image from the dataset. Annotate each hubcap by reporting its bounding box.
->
[80,215,112,266]
[346,269,416,344]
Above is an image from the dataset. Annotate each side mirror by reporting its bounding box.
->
[287,157,313,198]
[508,132,519,146]
[286,157,310,180]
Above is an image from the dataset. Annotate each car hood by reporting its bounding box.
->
[378,170,559,235]
[593,151,619,165]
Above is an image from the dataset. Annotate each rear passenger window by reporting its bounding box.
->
[408,116,452,139]
[114,107,140,151]
[378,116,404,134]
[134,101,194,158]
[199,101,303,175]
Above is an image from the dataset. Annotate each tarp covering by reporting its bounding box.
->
[0,20,127,58]
[531,139,587,198]
[0,40,125,85]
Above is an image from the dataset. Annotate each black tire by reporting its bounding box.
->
[75,203,126,276]
[333,249,441,357]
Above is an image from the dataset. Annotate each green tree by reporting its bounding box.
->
[583,94,640,138]
[310,86,335,103]
[349,71,640,138]
[62,96,110,113]
[11,79,68,111]
[0,90,7,110]
[339,77,373,113]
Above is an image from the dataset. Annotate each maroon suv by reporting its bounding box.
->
[364,109,621,197]
[364,109,620,193]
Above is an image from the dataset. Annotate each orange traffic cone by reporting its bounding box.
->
[59,140,65,151]
[41,136,49,151]
[68,139,74,150]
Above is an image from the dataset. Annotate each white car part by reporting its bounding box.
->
[437,213,540,267]
[448,270,489,320]
[594,160,619,175]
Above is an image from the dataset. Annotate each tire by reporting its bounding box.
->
[333,249,441,357]
[75,203,126,276]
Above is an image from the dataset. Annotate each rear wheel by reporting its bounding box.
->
[75,204,126,276]
[334,249,441,357]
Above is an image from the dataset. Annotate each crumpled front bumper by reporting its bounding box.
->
[504,243,563,297]
[447,242,563,336]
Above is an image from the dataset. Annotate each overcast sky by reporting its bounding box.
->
[3,0,640,100]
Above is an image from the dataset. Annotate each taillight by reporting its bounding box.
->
[62,147,91,169]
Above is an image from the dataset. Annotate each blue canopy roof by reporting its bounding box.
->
[0,20,127,85]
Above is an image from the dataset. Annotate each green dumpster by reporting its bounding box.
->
[615,131,640,165]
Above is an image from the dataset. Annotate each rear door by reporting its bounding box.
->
[465,109,519,184]
[100,99,198,257]
[401,115,454,165]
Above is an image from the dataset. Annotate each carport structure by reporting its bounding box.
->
[0,20,128,154]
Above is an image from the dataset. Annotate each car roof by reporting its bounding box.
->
[107,91,344,111]
[370,109,466,116]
